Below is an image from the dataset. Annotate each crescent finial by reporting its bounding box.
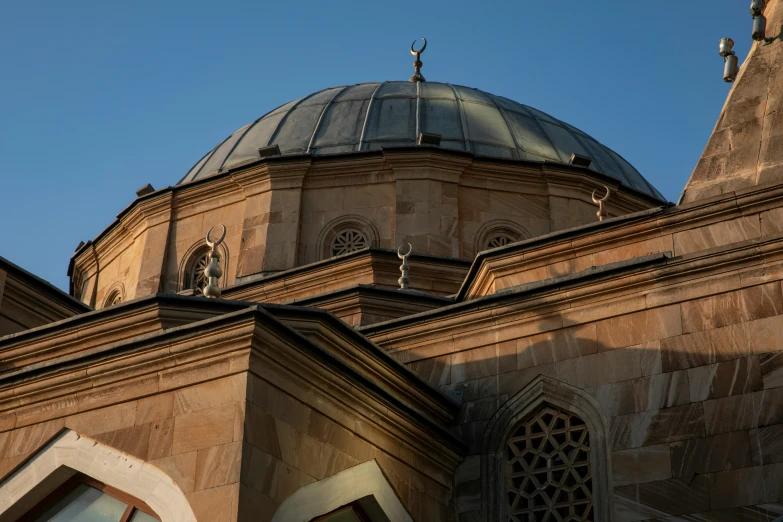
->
[397,242,413,259]
[206,224,226,248]
[591,186,610,204]
[410,37,427,56]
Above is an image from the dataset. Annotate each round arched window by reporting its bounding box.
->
[317,216,379,261]
[187,250,212,293]
[330,228,370,257]
[475,221,528,253]
[104,291,123,307]
[486,231,520,249]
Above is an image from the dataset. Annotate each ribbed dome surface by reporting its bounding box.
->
[180,82,664,200]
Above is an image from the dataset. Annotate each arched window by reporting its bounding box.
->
[475,220,529,253]
[178,240,229,294]
[317,216,380,260]
[330,228,370,257]
[101,283,125,309]
[18,473,160,522]
[184,247,212,294]
[482,376,611,522]
[486,231,521,249]
[506,406,592,521]
[104,290,123,308]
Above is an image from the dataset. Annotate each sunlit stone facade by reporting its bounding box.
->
[3,3,783,520]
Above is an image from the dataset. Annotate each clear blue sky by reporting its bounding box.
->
[0,1,750,291]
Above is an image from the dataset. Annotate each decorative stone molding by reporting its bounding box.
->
[481,375,613,522]
[474,220,529,253]
[271,460,414,522]
[101,281,126,308]
[0,429,196,522]
[178,238,229,292]
[317,215,380,260]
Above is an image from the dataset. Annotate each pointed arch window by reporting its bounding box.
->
[19,474,160,522]
[482,376,611,522]
[506,406,593,521]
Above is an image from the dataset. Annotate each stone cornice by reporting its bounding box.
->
[263,303,460,424]
[284,284,453,325]
[224,248,470,302]
[0,257,88,316]
[70,146,666,276]
[457,183,783,301]
[361,232,783,354]
[0,302,465,473]
[0,294,249,380]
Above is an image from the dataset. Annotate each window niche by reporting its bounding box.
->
[101,283,125,309]
[482,376,612,522]
[317,215,380,260]
[475,220,529,253]
[178,240,229,294]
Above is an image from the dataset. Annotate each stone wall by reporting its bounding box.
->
[0,300,462,522]
[683,0,783,202]
[71,150,659,308]
[364,185,783,521]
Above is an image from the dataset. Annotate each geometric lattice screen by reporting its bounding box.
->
[486,232,519,249]
[189,251,212,294]
[330,228,370,257]
[506,405,593,522]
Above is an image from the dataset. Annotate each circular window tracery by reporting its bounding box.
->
[317,216,380,261]
[187,249,212,294]
[506,405,592,522]
[486,232,519,249]
[330,228,370,257]
[475,221,528,255]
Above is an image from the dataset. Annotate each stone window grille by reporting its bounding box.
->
[330,228,370,257]
[482,376,611,522]
[506,405,593,521]
[317,216,379,261]
[486,231,520,249]
[475,221,528,254]
[185,248,213,294]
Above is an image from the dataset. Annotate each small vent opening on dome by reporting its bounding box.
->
[258,145,281,158]
[418,132,441,146]
[569,153,592,168]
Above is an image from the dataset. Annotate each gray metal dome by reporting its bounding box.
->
[179,82,664,200]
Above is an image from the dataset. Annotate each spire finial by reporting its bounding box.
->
[591,186,611,222]
[397,243,413,289]
[409,38,427,82]
[203,225,226,298]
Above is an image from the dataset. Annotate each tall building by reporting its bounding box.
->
[1,4,783,520]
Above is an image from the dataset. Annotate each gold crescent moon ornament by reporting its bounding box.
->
[409,38,427,82]
[397,242,413,259]
[591,186,610,204]
[591,186,611,222]
[206,224,226,248]
[410,37,427,56]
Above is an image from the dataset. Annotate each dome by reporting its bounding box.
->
[179,82,664,200]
